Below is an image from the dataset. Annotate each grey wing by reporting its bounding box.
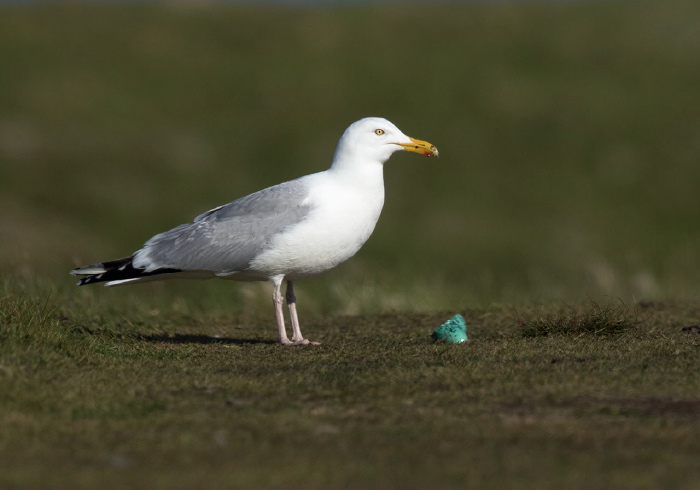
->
[132,179,312,273]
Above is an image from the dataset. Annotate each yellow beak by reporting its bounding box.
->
[395,137,439,158]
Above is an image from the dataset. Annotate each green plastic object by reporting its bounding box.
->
[431,314,468,343]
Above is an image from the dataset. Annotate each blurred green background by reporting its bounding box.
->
[2,0,700,314]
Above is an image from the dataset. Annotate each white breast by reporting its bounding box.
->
[248,167,385,279]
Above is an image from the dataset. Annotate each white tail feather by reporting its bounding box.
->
[70,266,107,276]
[105,278,143,287]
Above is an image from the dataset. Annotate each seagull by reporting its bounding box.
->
[71,117,438,345]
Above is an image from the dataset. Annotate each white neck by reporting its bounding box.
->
[328,156,385,191]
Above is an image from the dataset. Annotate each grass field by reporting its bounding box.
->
[2,285,700,489]
[1,1,700,488]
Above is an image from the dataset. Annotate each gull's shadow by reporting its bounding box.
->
[72,326,277,345]
[136,333,277,345]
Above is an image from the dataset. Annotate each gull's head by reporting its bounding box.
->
[332,117,438,167]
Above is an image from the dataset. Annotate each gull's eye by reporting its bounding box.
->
[374,129,385,136]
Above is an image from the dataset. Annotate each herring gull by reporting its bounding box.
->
[70,117,438,345]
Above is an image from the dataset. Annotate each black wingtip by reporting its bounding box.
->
[71,256,182,286]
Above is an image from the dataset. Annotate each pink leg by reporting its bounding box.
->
[286,281,320,346]
[272,276,292,344]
